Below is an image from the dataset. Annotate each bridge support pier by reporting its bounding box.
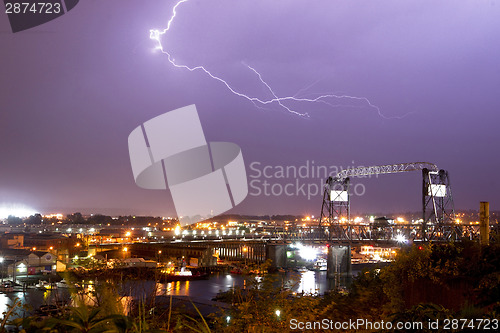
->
[327,245,352,290]
[266,244,287,269]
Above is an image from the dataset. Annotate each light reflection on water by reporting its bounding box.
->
[122,273,247,300]
[122,272,330,299]
[0,288,70,319]
[0,270,351,318]
[0,293,9,316]
[297,270,321,294]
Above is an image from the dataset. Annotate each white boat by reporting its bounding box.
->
[36,280,57,290]
[56,279,70,288]
[314,258,327,271]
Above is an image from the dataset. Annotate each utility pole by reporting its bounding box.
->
[13,259,16,284]
[0,257,4,283]
[480,202,490,246]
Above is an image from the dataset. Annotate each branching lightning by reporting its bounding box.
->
[149,0,410,119]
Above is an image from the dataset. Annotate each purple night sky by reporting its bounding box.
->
[1,0,499,217]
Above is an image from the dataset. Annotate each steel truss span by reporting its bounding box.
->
[266,224,480,243]
[320,162,459,242]
[334,162,439,181]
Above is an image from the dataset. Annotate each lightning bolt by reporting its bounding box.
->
[149,0,410,119]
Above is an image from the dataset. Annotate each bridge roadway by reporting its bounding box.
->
[106,224,481,265]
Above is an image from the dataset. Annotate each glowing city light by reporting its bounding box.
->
[0,203,37,219]
[295,243,318,261]
[395,234,407,243]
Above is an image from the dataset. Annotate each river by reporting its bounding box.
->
[1,269,359,319]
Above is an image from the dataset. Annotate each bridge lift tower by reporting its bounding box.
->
[320,162,459,241]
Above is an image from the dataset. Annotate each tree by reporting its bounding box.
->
[25,213,42,225]
[6,215,22,225]
[68,212,85,224]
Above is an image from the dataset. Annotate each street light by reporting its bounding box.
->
[242,246,248,267]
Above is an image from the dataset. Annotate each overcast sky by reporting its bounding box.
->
[1,0,499,217]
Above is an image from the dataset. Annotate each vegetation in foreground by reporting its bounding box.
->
[1,240,499,332]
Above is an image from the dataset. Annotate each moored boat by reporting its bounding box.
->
[161,267,209,281]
